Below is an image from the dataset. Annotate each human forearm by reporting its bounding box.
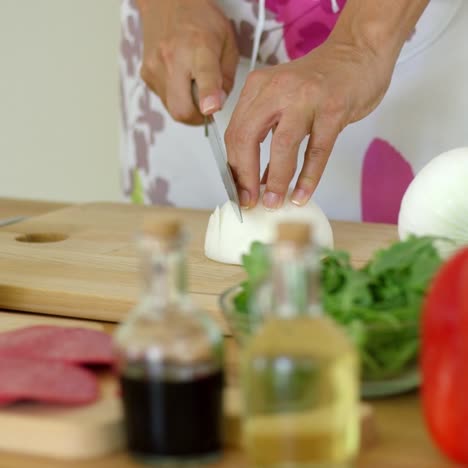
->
[331,0,430,61]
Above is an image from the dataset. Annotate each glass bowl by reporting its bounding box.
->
[219,285,421,399]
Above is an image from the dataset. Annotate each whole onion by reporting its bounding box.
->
[398,147,468,258]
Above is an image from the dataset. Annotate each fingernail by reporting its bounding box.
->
[200,95,218,114]
[291,189,308,206]
[220,90,227,107]
[263,191,281,211]
[239,189,251,208]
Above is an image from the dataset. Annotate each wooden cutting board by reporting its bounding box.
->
[0,202,398,331]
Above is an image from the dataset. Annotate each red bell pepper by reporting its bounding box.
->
[422,247,468,464]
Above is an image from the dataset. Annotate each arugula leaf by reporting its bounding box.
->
[242,242,271,283]
[234,242,271,316]
[233,235,442,381]
[367,236,437,276]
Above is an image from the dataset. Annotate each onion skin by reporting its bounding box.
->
[398,147,468,259]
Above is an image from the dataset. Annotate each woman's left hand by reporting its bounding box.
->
[225,38,397,210]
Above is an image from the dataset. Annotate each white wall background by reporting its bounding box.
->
[0,0,122,203]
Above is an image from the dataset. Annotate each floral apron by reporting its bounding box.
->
[120,0,466,223]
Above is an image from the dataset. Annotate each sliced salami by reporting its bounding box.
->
[0,356,98,405]
[0,325,114,366]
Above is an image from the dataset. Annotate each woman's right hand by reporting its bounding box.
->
[136,0,239,125]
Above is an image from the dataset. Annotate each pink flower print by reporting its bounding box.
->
[137,89,165,146]
[128,0,138,13]
[122,168,135,197]
[133,129,149,174]
[231,20,270,60]
[265,0,288,14]
[147,177,174,206]
[121,14,142,77]
[265,0,346,59]
[266,53,279,65]
[361,138,414,225]
[296,22,331,56]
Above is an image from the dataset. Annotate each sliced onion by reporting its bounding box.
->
[205,188,334,265]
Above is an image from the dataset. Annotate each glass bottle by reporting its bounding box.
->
[113,217,224,465]
[242,222,360,468]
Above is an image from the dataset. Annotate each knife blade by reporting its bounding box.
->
[0,216,27,227]
[191,81,243,223]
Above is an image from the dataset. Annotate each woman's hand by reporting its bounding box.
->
[225,0,428,210]
[225,40,393,210]
[136,0,239,125]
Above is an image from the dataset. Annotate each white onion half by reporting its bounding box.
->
[398,147,468,258]
[205,189,334,265]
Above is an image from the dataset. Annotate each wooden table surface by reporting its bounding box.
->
[0,198,455,468]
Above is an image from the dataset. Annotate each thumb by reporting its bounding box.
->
[193,46,225,115]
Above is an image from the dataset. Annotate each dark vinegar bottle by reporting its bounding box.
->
[114,217,224,464]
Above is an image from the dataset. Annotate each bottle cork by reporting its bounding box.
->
[276,222,312,246]
[142,215,182,240]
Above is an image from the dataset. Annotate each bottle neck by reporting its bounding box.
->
[139,235,188,311]
[270,243,321,319]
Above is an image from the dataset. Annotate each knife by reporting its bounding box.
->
[0,216,27,227]
[191,81,243,223]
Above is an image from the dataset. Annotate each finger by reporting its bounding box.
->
[164,46,204,125]
[225,82,278,208]
[193,45,225,115]
[263,110,311,210]
[140,56,167,107]
[230,146,261,209]
[291,116,341,206]
[220,23,240,96]
[166,69,204,125]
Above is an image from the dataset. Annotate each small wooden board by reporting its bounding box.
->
[0,314,123,460]
[0,202,398,332]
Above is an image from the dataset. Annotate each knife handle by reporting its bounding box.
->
[190,80,200,109]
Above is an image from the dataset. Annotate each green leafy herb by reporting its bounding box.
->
[233,236,442,381]
[131,169,145,205]
[234,242,271,315]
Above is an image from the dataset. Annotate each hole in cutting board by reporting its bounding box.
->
[15,233,69,243]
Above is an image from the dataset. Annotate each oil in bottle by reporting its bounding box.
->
[242,222,360,467]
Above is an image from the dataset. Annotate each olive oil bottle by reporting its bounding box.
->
[242,223,360,468]
[114,217,224,464]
